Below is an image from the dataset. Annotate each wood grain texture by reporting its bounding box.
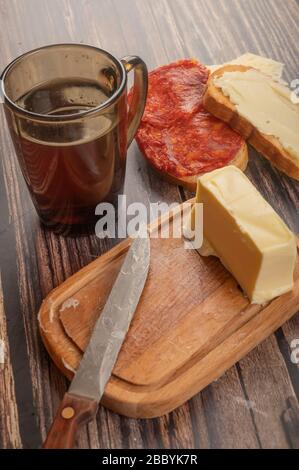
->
[0,274,22,448]
[282,397,299,448]
[0,0,298,448]
[38,207,299,418]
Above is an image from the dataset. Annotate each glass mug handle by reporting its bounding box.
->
[121,56,148,147]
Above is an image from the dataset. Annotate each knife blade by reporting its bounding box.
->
[43,236,150,449]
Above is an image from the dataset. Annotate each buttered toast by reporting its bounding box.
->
[203,65,299,181]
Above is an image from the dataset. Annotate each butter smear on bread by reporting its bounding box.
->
[213,69,299,161]
[208,53,284,81]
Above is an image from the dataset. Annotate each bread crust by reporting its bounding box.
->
[203,64,299,181]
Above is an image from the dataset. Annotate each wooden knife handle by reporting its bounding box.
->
[43,392,98,449]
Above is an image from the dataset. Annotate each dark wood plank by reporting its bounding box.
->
[0,0,298,449]
[0,274,22,448]
[282,397,299,448]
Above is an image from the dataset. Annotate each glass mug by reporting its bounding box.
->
[1,44,148,233]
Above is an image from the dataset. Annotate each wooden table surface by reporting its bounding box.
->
[0,0,299,449]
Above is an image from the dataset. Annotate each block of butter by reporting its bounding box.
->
[192,166,297,304]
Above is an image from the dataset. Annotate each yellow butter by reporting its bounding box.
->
[208,53,284,81]
[213,69,299,161]
[194,166,297,304]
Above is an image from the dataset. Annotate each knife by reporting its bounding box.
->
[43,236,150,449]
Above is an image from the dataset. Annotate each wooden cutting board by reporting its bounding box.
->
[38,199,299,418]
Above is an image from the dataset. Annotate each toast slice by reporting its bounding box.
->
[145,141,248,192]
[203,64,299,181]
